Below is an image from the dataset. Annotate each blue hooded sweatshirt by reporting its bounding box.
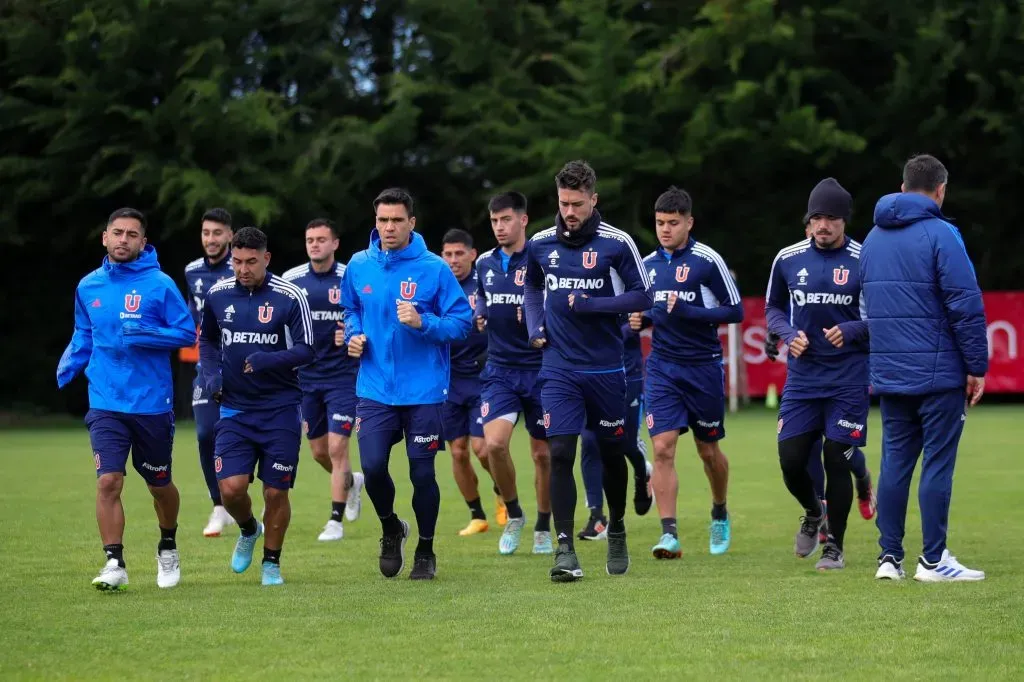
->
[859,192,988,395]
[341,230,473,406]
[57,245,197,414]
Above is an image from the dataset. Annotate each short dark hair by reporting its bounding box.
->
[654,186,693,216]
[903,154,948,193]
[201,207,232,228]
[373,188,414,217]
[442,228,474,249]
[306,217,338,239]
[555,160,597,194]
[107,207,147,233]
[231,226,268,251]
[488,191,528,214]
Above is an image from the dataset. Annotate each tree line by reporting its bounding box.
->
[2,0,1021,412]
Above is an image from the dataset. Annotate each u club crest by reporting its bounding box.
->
[514,268,526,286]
[400,281,418,300]
[124,293,141,312]
[675,265,690,283]
[328,286,341,304]
[833,266,849,286]
[258,304,274,323]
[582,251,598,269]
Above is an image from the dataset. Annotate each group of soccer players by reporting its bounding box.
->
[60,159,897,590]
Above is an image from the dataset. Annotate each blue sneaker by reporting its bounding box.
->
[532,530,553,554]
[652,533,682,559]
[261,561,283,586]
[499,516,526,555]
[710,516,731,555]
[231,523,263,573]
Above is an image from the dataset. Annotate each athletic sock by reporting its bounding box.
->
[417,536,434,555]
[381,512,403,536]
[535,511,551,532]
[588,505,605,520]
[158,526,177,552]
[263,548,281,565]
[239,516,259,537]
[505,497,524,519]
[711,502,728,521]
[104,543,125,568]
[661,517,678,538]
[466,496,486,521]
[330,501,346,522]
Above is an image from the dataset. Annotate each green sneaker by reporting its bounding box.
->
[607,531,630,575]
[549,543,583,582]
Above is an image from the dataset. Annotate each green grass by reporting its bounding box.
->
[1,406,1023,680]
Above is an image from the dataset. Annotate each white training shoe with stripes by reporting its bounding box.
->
[914,549,985,582]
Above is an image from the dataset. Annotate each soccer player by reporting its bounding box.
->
[630,187,742,559]
[341,188,473,580]
[524,160,652,581]
[475,191,553,556]
[183,207,236,537]
[766,178,868,571]
[282,218,365,542]
[578,320,653,542]
[861,154,987,582]
[765,222,876,538]
[58,207,196,590]
[438,228,497,536]
[199,227,315,586]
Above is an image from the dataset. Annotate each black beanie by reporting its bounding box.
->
[803,177,852,224]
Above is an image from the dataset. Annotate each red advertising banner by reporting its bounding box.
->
[640,292,1024,396]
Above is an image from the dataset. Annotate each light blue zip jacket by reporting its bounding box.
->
[342,231,472,406]
[58,245,196,414]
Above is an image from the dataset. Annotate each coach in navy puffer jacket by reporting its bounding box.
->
[860,186,987,394]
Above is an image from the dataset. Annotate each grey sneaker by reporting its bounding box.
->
[815,542,845,571]
[607,531,630,575]
[795,514,825,558]
[550,543,583,583]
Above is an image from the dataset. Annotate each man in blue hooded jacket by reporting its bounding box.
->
[58,208,197,592]
[860,154,988,582]
[341,188,473,581]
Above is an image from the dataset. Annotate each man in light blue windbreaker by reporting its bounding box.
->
[860,155,988,583]
[57,208,197,592]
[341,188,473,581]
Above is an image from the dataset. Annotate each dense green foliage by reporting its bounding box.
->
[3,0,1022,411]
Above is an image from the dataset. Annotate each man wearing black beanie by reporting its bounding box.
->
[764,178,872,571]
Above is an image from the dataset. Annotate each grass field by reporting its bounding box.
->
[1,406,1023,680]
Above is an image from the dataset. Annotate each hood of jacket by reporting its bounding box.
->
[873,192,947,229]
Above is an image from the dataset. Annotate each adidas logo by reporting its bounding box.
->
[648,268,657,280]
[224,305,235,314]
[362,285,373,294]
[797,268,808,277]
[548,250,560,259]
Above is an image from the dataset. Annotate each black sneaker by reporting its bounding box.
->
[409,552,436,580]
[606,531,630,575]
[633,463,653,516]
[379,519,409,578]
[550,543,583,583]
[577,515,608,541]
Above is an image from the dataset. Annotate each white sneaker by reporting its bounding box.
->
[318,519,345,541]
[92,558,128,591]
[203,505,235,537]
[345,472,365,521]
[156,549,181,588]
[875,555,905,580]
[914,549,985,582]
